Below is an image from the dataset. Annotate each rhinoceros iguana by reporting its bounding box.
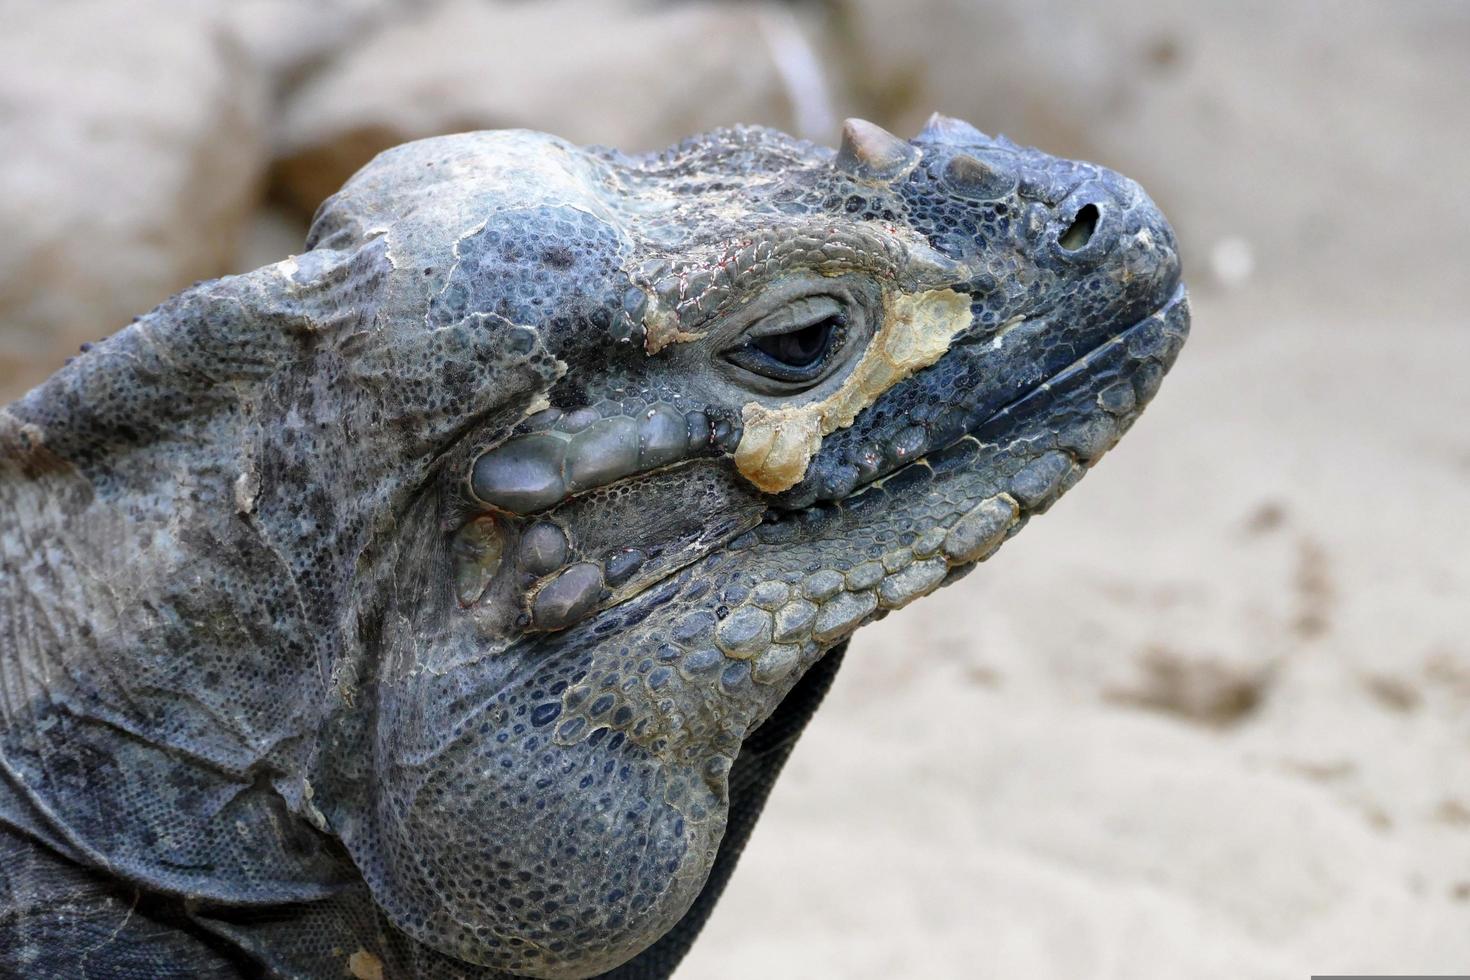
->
[0,115,1188,978]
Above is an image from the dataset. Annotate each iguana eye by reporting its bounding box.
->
[753,315,841,368]
[723,295,849,385]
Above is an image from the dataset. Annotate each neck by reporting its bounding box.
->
[0,269,356,902]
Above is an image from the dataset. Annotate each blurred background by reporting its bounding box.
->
[1,0,1466,976]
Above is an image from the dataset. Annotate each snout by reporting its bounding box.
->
[1049,173,1182,312]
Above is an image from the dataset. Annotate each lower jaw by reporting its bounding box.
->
[693,283,1191,731]
[546,286,1189,753]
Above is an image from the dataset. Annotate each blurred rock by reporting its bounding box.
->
[220,0,428,88]
[272,0,812,216]
[0,1,268,400]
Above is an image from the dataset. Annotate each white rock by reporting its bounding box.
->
[0,1,268,400]
[272,0,823,214]
[219,0,418,84]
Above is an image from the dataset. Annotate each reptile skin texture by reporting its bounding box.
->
[0,116,1187,978]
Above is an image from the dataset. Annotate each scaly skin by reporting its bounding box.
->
[0,116,1187,978]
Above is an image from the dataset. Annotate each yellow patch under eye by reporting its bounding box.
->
[733,286,971,493]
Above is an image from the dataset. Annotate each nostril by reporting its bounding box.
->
[1059,203,1100,251]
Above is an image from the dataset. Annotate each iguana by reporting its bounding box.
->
[0,116,1187,978]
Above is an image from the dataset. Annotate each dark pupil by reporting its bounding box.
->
[753,315,841,368]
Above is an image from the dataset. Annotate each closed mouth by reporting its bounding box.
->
[969,282,1189,454]
[581,284,1189,622]
[790,281,1192,518]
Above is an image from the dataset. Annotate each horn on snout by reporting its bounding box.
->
[835,118,919,181]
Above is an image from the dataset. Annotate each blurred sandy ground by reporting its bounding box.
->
[1,0,1467,976]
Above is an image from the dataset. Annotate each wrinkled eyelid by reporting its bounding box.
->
[750,316,843,367]
[746,294,847,338]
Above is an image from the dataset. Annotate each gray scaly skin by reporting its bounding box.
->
[0,116,1188,978]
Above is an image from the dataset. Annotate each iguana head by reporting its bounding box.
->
[301,117,1185,976]
[2,117,1185,977]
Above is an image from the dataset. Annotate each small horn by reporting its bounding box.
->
[835,118,919,181]
[918,111,986,144]
[942,153,1014,200]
